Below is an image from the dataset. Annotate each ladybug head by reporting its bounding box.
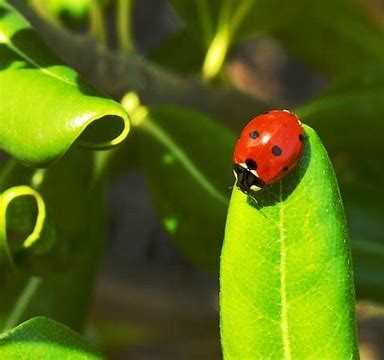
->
[233,163,265,194]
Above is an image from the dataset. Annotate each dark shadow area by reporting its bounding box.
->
[358,316,384,359]
[0,5,8,19]
[78,115,126,145]
[0,45,22,70]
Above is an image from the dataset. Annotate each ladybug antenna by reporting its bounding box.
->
[248,194,258,206]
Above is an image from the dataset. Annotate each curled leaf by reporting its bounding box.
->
[0,0,129,167]
[0,185,55,273]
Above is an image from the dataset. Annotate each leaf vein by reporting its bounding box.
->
[279,182,291,360]
[3,35,77,87]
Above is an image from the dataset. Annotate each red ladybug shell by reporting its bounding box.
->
[233,110,304,192]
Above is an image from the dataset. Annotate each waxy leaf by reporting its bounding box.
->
[0,316,103,359]
[297,67,384,301]
[0,0,129,167]
[220,126,358,358]
[273,1,384,76]
[138,106,234,272]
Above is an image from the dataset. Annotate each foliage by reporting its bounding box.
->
[221,126,358,358]
[0,316,103,359]
[0,0,383,357]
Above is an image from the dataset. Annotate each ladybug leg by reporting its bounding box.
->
[248,193,259,205]
[233,164,265,194]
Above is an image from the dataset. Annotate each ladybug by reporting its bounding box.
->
[233,110,304,194]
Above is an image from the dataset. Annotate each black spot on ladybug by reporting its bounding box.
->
[299,134,304,142]
[245,158,257,170]
[262,111,270,115]
[283,166,289,172]
[249,131,259,139]
[272,145,282,156]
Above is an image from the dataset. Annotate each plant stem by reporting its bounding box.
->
[117,0,135,52]
[202,0,255,82]
[194,0,213,47]
[31,169,47,190]
[202,24,231,82]
[231,0,254,35]
[0,159,17,190]
[89,1,107,46]
[202,0,232,82]
[142,117,227,205]
[2,276,41,331]
[15,3,267,123]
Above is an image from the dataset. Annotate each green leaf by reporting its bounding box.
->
[0,0,129,167]
[296,68,384,300]
[22,149,107,329]
[170,0,384,78]
[169,0,291,46]
[168,0,294,79]
[38,0,94,19]
[137,106,234,272]
[220,126,358,358]
[273,0,384,76]
[0,149,106,330]
[0,316,103,359]
[0,185,56,276]
[149,29,204,75]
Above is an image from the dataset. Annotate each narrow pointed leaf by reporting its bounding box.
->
[296,68,384,300]
[170,0,384,77]
[0,0,129,167]
[220,126,358,358]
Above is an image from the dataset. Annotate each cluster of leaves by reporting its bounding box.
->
[0,0,383,357]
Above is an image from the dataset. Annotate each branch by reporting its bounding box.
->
[11,0,268,125]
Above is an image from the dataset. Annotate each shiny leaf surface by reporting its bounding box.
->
[0,316,103,359]
[0,0,129,167]
[297,68,384,300]
[220,126,358,358]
